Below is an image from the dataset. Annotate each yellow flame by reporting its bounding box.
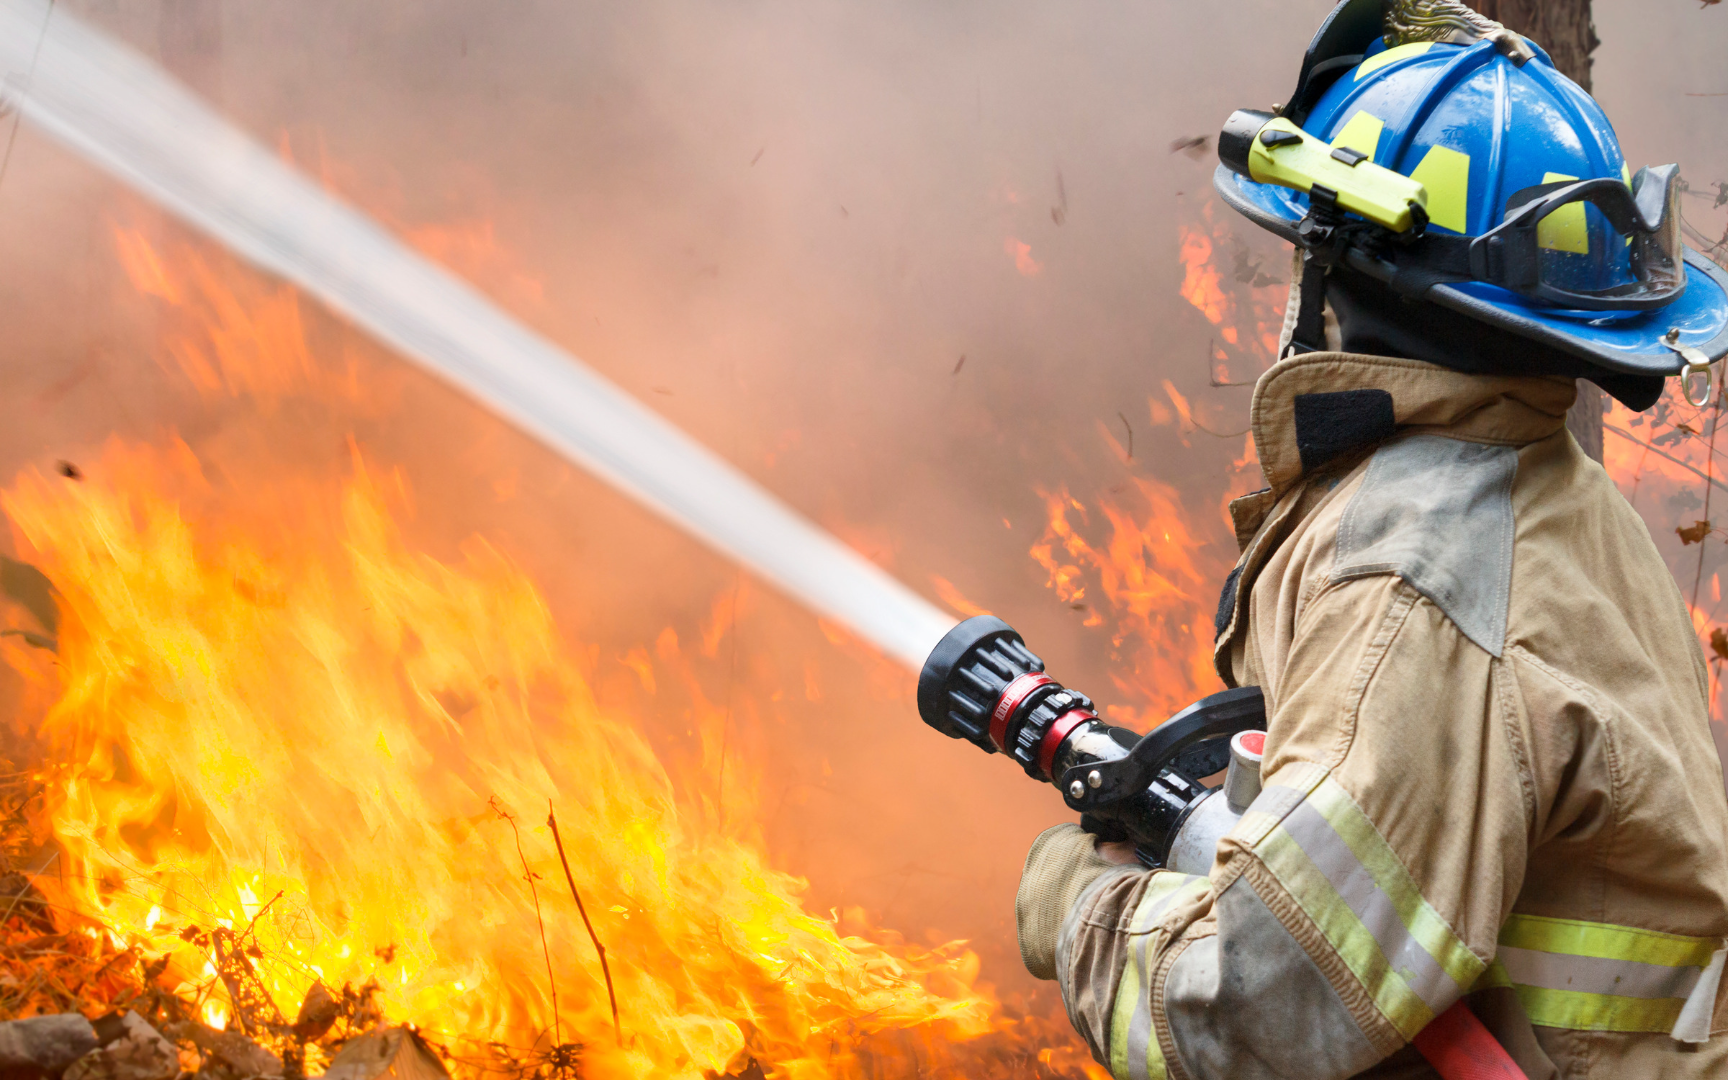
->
[0,226,1042,1079]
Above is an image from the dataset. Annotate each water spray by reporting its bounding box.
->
[0,0,953,670]
[0,0,1271,874]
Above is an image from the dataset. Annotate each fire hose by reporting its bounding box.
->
[0,3,1526,1074]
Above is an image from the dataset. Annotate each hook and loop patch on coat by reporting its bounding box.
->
[1293,389,1397,472]
[1331,434,1518,657]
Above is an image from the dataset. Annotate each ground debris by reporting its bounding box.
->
[64,1013,177,1080]
[191,1029,281,1080]
[211,926,286,1038]
[0,1014,96,1080]
[323,1029,447,1080]
[291,986,338,1044]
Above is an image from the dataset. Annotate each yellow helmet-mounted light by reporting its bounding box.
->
[1218,109,1430,235]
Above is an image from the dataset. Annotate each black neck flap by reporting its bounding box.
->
[1326,267,1666,410]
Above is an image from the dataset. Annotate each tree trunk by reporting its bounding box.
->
[1474,0,1605,461]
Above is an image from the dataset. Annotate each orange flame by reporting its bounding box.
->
[0,228,1121,1079]
[1177,202,1288,373]
[1029,475,1228,727]
[1602,389,1728,731]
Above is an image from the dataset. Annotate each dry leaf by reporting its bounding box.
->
[1678,520,1713,545]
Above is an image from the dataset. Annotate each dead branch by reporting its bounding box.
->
[489,798,561,1049]
[546,803,620,1045]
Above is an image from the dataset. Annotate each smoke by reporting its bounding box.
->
[0,0,1722,1014]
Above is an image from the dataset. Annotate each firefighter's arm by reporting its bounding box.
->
[1017,575,1529,1079]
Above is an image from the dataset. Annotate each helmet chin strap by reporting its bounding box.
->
[1285,255,1333,357]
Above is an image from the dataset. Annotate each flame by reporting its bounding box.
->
[1602,388,1728,729]
[1004,237,1043,277]
[1177,202,1288,375]
[1176,229,1227,327]
[1029,475,1229,727]
[0,228,1122,1078]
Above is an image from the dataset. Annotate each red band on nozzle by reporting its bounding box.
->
[990,672,1055,752]
[1037,709,1095,780]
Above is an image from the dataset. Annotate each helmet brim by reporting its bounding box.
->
[1214,164,1728,377]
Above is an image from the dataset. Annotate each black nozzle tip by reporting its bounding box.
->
[1218,109,1275,178]
[917,615,1018,732]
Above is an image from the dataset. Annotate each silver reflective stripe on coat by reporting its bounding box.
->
[1489,913,1726,1041]
[1250,769,1484,1040]
[1498,945,1705,1001]
[1112,873,1209,1080]
[1282,800,1467,1016]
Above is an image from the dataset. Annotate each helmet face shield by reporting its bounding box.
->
[1472,165,1686,310]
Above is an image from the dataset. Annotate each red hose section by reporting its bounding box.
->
[1412,1002,1529,1080]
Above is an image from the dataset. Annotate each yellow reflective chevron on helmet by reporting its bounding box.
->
[1355,41,1434,81]
[1537,172,1590,254]
[1331,111,1386,162]
[1409,146,1471,234]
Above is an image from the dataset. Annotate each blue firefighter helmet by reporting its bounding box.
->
[1213,0,1728,385]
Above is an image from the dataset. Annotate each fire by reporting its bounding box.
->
[0,228,1121,1079]
[1602,387,1728,727]
[1028,477,1229,728]
[1176,229,1227,327]
[2,436,1000,1077]
[1005,237,1043,277]
[1177,202,1289,377]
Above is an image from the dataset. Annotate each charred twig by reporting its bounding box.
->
[235,889,284,950]
[1692,399,1725,612]
[547,803,621,1044]
[212,925,287,1036]
[1205,340,1257,388]
[1116,412,1133,460]
[210,887,289,1037]
[0,851,57,926]
[491,797,562,1048]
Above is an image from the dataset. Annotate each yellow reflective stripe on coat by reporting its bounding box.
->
[1108,872,1208,1080]
[1251,773,1485,1040]
[1488,913,1726,1035]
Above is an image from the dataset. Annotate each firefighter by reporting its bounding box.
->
[1014,1,1728,1077]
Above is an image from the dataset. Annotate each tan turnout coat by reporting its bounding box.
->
[1016,351,1728,1079]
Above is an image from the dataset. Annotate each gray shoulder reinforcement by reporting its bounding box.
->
[1331,434,1517,657]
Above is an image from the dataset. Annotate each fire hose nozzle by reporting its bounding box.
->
[918,614,1269,868]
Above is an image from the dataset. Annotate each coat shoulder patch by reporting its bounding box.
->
[1331,434,1517,657]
